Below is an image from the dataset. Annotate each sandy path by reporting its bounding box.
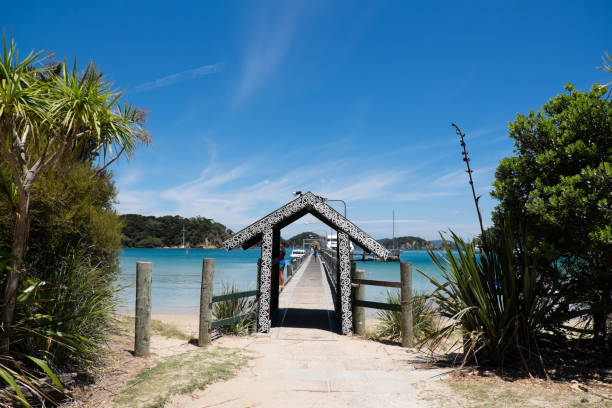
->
[163,256,451,408]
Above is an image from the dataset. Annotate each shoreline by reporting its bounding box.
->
[118,311,384,336]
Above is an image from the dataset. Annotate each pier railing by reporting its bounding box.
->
[131,254,413,351]
[319,249,338,290]
[209,290,259,329]
[318,249,414,347]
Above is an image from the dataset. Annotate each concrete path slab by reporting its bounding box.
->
[165,255,451,408]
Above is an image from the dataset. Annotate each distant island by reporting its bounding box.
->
[121,219,449,251]
[283,232,446,250]
[378,236,437,250]
[120,214,233,248]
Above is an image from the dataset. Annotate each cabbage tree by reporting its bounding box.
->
[0,37,148,350]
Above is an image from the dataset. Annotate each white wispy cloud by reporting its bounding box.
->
[352,219,425,224]
[320,171,406,202]
[393,191,457,201]
[132,63,223,93]
[233,3,309,106]
[432,166,496,189]
[116,156,408,233]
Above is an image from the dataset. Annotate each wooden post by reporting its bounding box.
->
[199,258,215,347]
[134,262,152,357]
[352,267,366,336]
[271,228,280,313]
[287,263,293,279]
[400,262,413,347]
[256,258,262,300]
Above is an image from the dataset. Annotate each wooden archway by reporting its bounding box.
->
[223,192,390,334]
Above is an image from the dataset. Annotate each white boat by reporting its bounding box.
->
[290,249,306,259]
[326,233,354,251]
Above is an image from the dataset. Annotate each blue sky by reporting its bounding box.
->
[5,1,611,239]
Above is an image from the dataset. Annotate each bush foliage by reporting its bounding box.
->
[120,214,231,248]
[0,164,121,374]
[491,84,611,345]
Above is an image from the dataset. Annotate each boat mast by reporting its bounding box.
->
[392,210,396,254]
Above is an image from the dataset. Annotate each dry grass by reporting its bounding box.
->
[119,317,192,341]
[420,372,612,408]
[113,347,250,408]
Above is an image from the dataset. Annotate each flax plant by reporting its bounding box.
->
[0,252,64,408]
[418,124,551,369]
[377,290,436,342]
[420,223,551,367]
[212,283,257,336]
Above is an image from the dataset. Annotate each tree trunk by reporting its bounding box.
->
[593,311,609,352]
[1,191,30,352]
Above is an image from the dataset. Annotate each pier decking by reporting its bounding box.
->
[274,254,337,340]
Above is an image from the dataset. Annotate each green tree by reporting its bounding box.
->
[491,84,612,348]
[0,37,147,349]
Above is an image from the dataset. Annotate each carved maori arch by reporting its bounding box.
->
[337,231,353,334]
[258,226,273,332]
[222,192,390,334]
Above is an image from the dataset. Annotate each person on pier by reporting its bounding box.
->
[279,242,286,289]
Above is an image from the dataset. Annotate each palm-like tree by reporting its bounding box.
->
[0,36,148,350]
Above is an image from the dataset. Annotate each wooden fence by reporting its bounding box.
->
[352,261,413,347]
[132,253,413,353]
[319,249,414,347]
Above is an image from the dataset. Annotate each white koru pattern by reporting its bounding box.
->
[221,191,391,335]
[338,232,353,334]
[223,192,390,260]
[258,226,273,332]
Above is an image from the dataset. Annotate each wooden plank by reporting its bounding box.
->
[352,278,401,288]
[212,290,259,303]
[135,262,152,357]
[352,268,366,336]
[211,313,256,329]
[353,299,401,311]
[199,258,215,346]
[400,262,413,347]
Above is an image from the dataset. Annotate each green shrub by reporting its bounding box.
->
[419,221,552,367]
[15,250,119,373]
[0,164,121,376]
[376,290,436,342]
[0,253,65,407]
[212,283,257,336]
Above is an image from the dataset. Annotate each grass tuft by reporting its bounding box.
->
[376,290,436,343]
[119,317,191,341]
[114,347,250,408]
[212,283,257,336]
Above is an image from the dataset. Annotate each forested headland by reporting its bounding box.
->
[120,214,233,248]
[281,232,440,250]
[378,236,436,250]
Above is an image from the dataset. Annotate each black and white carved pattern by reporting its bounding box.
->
[338,232,353,334]
[258,226,273,333]
[222,191,390,335]
[223,192,390,259]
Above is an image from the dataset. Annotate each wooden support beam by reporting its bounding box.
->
[400,262,413,348]
[134,262,152,357]
[352,268,366,336]
[271,228,280,313]
[198,258,215,346]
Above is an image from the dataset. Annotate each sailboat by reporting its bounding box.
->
[180,224,188,254]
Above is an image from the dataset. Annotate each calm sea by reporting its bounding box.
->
[117,248,446,315]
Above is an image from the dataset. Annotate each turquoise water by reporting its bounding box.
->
[118,248,446,315]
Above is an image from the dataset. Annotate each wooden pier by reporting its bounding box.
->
[274,254,337,339]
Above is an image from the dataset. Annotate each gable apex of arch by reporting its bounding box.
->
[222,192,390,259]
